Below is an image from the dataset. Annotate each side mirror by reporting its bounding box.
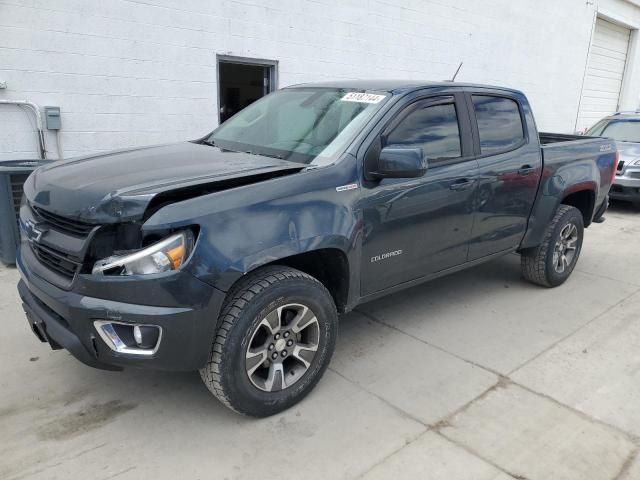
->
[370,146,427,179]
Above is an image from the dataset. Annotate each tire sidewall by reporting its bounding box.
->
[544,207,584,286]
[220,278,337,416]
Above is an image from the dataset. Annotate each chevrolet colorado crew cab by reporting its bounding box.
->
[17,81,617,417]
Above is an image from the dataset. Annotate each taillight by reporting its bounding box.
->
[611,151,619,183]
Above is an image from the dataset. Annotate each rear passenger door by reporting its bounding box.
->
[466,93,542,260]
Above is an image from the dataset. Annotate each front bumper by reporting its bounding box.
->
[17,248,226,371]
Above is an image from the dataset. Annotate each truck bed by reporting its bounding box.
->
[539,132,615,174]
[539,132,600,145]
[539,132,615,168]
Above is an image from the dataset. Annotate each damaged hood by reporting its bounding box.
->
[24,142,305,223]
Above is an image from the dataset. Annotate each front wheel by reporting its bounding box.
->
[521,205,584,287]
[200,266,338,417]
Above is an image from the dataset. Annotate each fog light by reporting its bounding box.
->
[132,325,160,349]
[94,321,162,356]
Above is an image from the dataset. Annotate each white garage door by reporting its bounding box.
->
[577,17,631,131]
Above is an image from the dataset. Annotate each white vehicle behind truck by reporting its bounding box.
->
[586,111,640,208]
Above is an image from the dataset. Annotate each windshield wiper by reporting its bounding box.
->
[201,139,216,147]
[245,150,283,160]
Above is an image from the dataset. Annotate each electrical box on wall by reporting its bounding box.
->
[44,106,61,130]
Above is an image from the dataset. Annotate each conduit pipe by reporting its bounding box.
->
[0,99,47,159]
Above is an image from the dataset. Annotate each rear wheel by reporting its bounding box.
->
[521,205,584,287]
[200,266,338,417]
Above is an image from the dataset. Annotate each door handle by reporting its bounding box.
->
[518,165,536,176]
[450,179,475,191]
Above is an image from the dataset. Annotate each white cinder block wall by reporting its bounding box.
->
[1,0,640,160]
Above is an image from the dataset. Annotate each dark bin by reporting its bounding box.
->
[0,160,53,265]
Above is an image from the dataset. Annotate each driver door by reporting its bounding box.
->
[360,94,479,296]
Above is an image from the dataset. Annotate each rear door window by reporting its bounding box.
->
[472,96,525,155]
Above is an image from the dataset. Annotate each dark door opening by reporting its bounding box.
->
[217,57,277,124]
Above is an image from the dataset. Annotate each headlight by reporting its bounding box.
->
[92,231,193,275]
[634,158,640,166]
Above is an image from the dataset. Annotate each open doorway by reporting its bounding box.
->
[217,55,278,124]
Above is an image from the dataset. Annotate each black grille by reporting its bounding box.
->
[9,173,29,223]
[30,242,81,279]
[32,206,95,237]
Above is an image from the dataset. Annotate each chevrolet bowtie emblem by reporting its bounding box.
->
[21,219,46,243]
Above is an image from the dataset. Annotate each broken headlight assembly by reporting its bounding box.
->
[92,231,194,276]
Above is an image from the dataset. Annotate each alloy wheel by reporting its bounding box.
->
[552,222,578,274]
[245,303,320,392]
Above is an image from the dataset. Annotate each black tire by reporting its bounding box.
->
[200,266,338,417]
[521,205,584,287]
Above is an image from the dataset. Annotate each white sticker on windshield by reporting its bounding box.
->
[341,92,386,104]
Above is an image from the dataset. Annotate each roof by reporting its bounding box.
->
[608,111,640,119]
[285,79,524,95]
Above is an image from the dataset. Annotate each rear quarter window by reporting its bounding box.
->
[472,96,525,155]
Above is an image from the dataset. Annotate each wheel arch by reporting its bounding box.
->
[263,248,351,313]
[521,185,596,250]
[561,188,595,227]
[221,243,354,314]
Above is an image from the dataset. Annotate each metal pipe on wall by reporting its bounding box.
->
[0,99,47,159]
[55,130,64,161]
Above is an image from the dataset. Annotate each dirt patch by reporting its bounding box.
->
[37,400,137,441]
[62,388,90,407]
[0,404,21,420]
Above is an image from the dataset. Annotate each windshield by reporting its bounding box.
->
[208,88,390,165]
[587,119,640,143]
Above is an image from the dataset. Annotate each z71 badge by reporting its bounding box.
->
[599,144,613,152]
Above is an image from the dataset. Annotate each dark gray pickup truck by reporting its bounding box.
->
[17,81,617,416]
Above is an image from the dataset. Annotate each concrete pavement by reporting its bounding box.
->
[1,203,639,480]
